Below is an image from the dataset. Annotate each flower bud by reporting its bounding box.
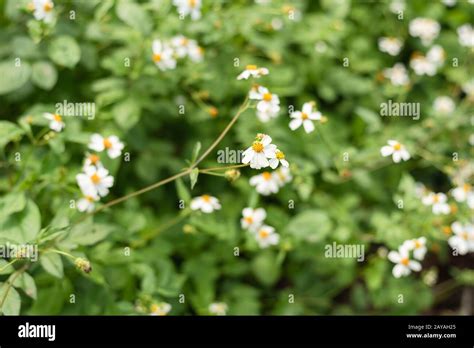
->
[75,258,92,273]
[225,169,241,182]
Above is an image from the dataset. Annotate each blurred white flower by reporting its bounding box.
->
[241,207,266,232]
[150,302,171,316]
[389,0,405,14]
[274,166,292,187]
[152,40,177,71]
[269,150,289,169]
[173,0,201,20]
[402,237,427,261]
[409,18,440,46]
[426,45,445,66]
[88,134,124,159]
[242,134,277,169]
[43,112,64,132]
[249,85,280,122]
[190,195,221,213]
[388,246,422,278]
[255,225,280,248]
[289,101,321,133]
[76,166,114,197]
[442,0,456,6]
[378,37,403,56]
[31,0,54,23]
[383,63,410,86]
[457,24,474,47]
[209,302,228,315]
[433,96,455,115]
[250,171,280,195]
[237,65,269,80]
[462,79,474,96]
[410,54,437,76]
[448,222,474,255]
[422,192,450,215]
[77,193,99,213]
[380,140,410,163]
[451,184,474,208]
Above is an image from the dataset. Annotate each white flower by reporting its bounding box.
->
[242,134,277,169]
[76,166,114,197]
[451,184,474,208]
[422,192,450,215]
[43,112,64,132]
[249,171,280,196]
[426,45,445,66]
[83,153,104,170]
[254,225,280,248]
[269,149,289,169]
[457,24,474,48]
[237,65,269,80]
[241,207,266,232]
[152,40,177,71]
[289,102,321,133]
[77,193,99,213]
[378,37,403,56]
[409,18,440,46]
[249,86,280,122]
[88,134,124,159]
[433,96,455,115]
[170,36,203,62]
[274,167,292,187]
[383,63,410,86]
[150,302,171,316]
[442,0,456,6]
[187,41,204,62]
[380,140,410,163]
[410,54,437,76]
[402,237,427,261]
[389,0,405,14]
[388,246,422,278]
[173,0,201,20]
[448,222,474,255]
[462,79,474,96]
[415,182,428,199]
[190,194,221,213]
[209,302,228,316]
[31,0,54,23]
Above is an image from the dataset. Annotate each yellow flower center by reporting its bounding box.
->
[414,240,422,248]
[400,258,409,266]
[463,183,471,192]
[433,194,439,203]
[258,230,269,239]
[263,93,272,102]
[246,65,257,70]
[181,38,189,46]
[262,172,272,181]
[276,151,285,160]
[85,195,94,202]
[90,173,101,184]
[103,138,112,149]
[393,143,401,151]
[89,154,100,164]
[252,142,264,153]
[202,194,211,202]
[461,232,468,240]
[188,0,197,7]
[152,53,162,62]
[244,217,253,224]
[44,2,53,12]
[442,226,451,235]
[53,114,62,122]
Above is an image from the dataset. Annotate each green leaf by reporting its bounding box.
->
[176,178,191,202]
[40,253,64,278]
[251,251,280,286]
[0,260,15,275]
[116,0,152,34]
[31,61,58,90]
[13,272,37,300]
[0,192,26,219]
[285,210,332,243]
[191,141,201,163]
[0,200,41,244]
[0,121,25,150]
[190,168,199,189]
[113,98,141,130]
[0,284,21,315]
[48,36,81,68]
[0,60,31,95]
[66,220,113,246]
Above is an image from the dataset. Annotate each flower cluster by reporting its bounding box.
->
[28,0,55,23]
[249,167,292,196]
[152,37,203,71]
[190,194,221,213]
[289,101,323,134]
[388,237,426,278]
[173,0,202,20]
[75,134,124,212]
[410,45,445,77]
[409,18,440,46]
[448,222,474,255]
[242,134,288,170]
[240,207,280,248]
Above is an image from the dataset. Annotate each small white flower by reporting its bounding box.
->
[448,222,474,255]
[289,102,321,133]
[237,65,269,80]
[173,0,201,20]
[77,193,99,213]
[383,63,410,86]
[190,194,221,213]
[426,45,445,66]
[451,184,474,208]
[43,112,64,132]
[457,24,474,48]
[249,85,280,122]
[249,171,280,196]
[274,167,292,187]
[409,18,440,46]
[76,166,114,197]
[380,140,410,163]
[152,40,177,71]
[269,149,289,169]
[378,37,403,56]
[389,0,405,14]
[150,302,171,316]
[31,0,54,23]
[442,0,456,6]
[388,246,422,278]
[88,134,124,159]
[402,237,427,261]
[422,192,451,215]
[433,96,455,115]
[83,153,104,170]
[254,225,280,248]
[241,207,266,232]
[187,41,204,62]
[242,134,277,169]
[209,302,228,315]
[410,54,437,76]
[170,36,203,62]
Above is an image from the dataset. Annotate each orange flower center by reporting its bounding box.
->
[301,112,309,120]
[252,142,264,153]
[414,240,422,248]
[258,230,269,239]
[188,0,197,7]
[53,114,62,122]
[262,172,272,181]
[393,143,401,151]
[433,194,439,203]
[181,38,189,45]
[400,258,409,266]
[263,93,272,102]
[85,195,94,202]
[463,184,471,192]
[44,2,53,12]
[442,226,451,235]
[153,53,162,62]
[276,151,285,159]
[244,217,253,224]
[90,173,101,184]
[202,194,211,202]
[89,154,100,164]
[461,232,468,240]
[246,65,257,70]
[103,138,112,149]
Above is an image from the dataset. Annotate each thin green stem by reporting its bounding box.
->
[0,264,28,311]
[0,259,18,273]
